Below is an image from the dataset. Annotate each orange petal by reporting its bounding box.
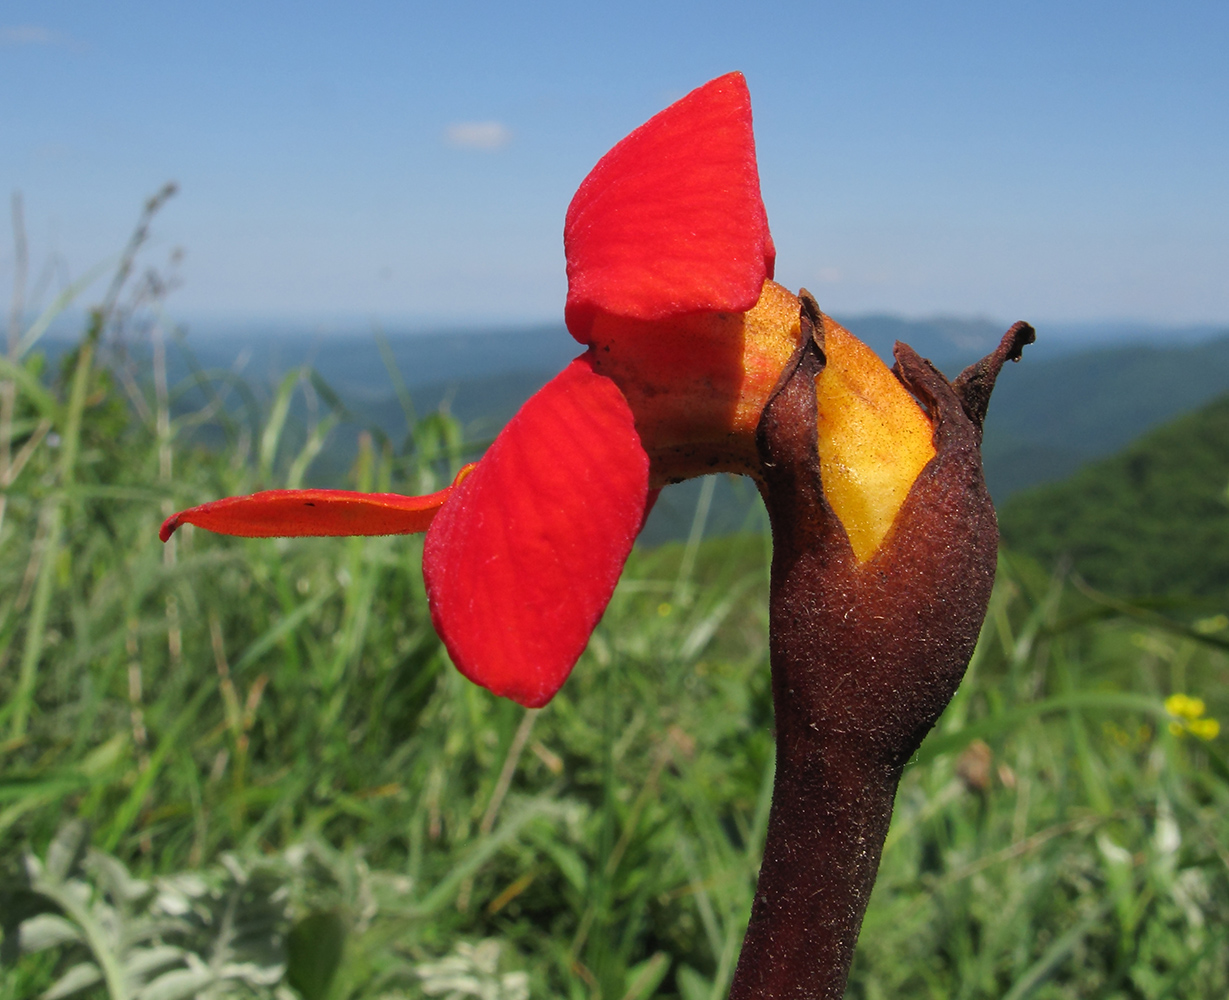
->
[422,355,650,707]
[159,465,475,542]
[564,71,775,342]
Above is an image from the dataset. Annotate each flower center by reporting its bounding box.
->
[588,281,936,561]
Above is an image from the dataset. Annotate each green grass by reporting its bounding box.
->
[1,229,1226,998]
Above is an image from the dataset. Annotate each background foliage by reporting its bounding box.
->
[1,205,1226,999]
[1001,394,1229,598]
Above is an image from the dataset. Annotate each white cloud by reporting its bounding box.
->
[0,25,61,46]
[444,121,513,151]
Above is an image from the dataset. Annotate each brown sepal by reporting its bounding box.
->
[947,320,1036,438]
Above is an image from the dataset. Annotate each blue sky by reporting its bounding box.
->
[2,1,1227,330]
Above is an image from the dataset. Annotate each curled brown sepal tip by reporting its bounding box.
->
[796,287,827,356]
[949,320,1036,434]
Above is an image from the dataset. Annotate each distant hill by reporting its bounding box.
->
[159,319,1229,488]
[160,321,578,402]
[839,314,1005,372]
[999,393,1229,598]
[977,334,1229,498]
[65,316,1229,544]
[161,313,1007,400]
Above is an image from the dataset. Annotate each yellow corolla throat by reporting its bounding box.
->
[814,316,936,562]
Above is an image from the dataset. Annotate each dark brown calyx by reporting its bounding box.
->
[728,308,1031,999]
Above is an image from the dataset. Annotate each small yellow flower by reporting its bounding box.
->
[1165,693,1205,720]
[1165,693,1219,741]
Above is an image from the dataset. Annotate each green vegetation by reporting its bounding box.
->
[980,333,1229,499]
[2,217,1227,998]
[1001,393,1229,599]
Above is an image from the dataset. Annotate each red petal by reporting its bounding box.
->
[423,355,650,707]
[564,71,776,342]
[159,467,474,542]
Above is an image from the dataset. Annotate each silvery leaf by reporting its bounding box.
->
[88,850,151,904]
[124,944,187,979]
[18,914,82,953]
[42,961,102,1000]
[44,823,89,885]
[136,968,219,1000]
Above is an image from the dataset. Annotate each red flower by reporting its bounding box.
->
[162,73,933,708]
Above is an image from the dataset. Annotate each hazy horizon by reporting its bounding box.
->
[29,304,1229,346]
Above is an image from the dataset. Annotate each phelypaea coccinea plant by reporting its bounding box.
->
[162,72,1033,997]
